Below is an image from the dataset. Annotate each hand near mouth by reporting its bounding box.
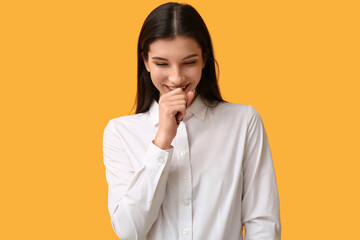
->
[153,88,195,150]
[175,90,195,124]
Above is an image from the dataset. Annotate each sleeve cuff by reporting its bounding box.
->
[144,142,174,171]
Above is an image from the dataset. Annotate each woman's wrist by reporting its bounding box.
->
[153,132,173,150]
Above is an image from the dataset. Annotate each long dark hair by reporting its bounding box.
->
[136,2,224,114]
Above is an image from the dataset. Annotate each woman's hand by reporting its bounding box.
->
[153,88,195,149]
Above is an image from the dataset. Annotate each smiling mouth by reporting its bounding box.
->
[166,84,189,91]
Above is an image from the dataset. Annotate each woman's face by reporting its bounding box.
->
[143,36,204,97]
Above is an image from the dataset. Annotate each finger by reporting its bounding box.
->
[175,104,187,121]
[168,99,187,107]
[186,90,195,108]
[176,111,184,123]
[165,87,187,97]
[160,93,187,105]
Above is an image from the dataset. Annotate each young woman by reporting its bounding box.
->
[103,2,281,240]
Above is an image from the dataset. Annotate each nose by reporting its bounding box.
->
[168,66,184,84]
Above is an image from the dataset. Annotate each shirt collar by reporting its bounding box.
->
[187,95,207,121]
[149,95,208,126]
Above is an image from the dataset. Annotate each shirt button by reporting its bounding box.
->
[178,125,184,130]
[183,228,189,235]
[158,157,165,164]
[180,151,186,157]
[183,199,190,206]
[183,173,188,179]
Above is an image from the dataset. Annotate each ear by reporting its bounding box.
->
[202,51,208,69]
[141,52,150,72]
[202,59,206,69]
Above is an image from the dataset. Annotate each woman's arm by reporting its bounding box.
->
[103,121,173,240]
[103,89,194,240]
[241,106,281,240]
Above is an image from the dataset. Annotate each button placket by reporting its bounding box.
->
[176,122,193,240]
[158,157,165,164]
[183,199,191,206]
[181,151,187,157]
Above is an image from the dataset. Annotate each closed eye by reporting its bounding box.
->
[184,61,197,65]
[155,62,168,66]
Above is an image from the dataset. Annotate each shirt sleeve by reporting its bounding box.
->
[103,120,173,240]
[241,106,281,240]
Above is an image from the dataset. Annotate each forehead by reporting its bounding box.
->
[148,36,202,58]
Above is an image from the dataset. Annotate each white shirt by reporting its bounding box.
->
[103,96,281,240]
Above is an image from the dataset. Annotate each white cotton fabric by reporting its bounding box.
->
[103,96,281,240]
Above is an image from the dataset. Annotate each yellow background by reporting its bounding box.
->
[1,0,359,239]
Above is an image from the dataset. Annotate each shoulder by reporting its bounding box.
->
[210,101,260,119]
[202,101,262,129]
[104,112,151,136]
[209,101,265,130]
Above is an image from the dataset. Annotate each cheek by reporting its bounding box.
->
[185,67,202,81]
[150,68,167,82]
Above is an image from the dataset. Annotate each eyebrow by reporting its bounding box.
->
[151,54,199,61]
